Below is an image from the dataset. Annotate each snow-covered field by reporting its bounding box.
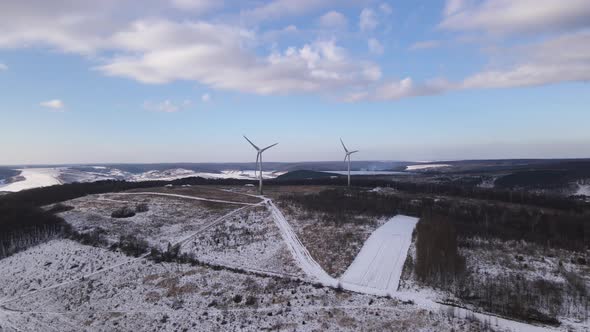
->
[60,193,239,250]
[329,170,406,175]
[405,164,451,171]
[182,206,307,278]
[0,186,575,331]
[0,211,486,331]
[0,168,62,192]
[341,216,418,294]
[0,240,486,332]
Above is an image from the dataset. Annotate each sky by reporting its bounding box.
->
[0,0,589,165]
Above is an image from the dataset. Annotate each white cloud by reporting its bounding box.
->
[443,0,466,16]
[0,0,382,99]
[319,11,347,29]
[440,0,590,35]
[375,78,452,100]
[284,25,298,33]
[201,93,211,102]
[40,99,65,110]
[368,38,384,55]
[6,0,588,104]
[409,40,440,50]
[350,31,590,101]
[99,20,380,95]
[169,0,221,12]
[346,77,452,102]
[462,31,590,89]
[143,100,190,113]
[359,8,378,31]
[0,63,6,71]
[241,0,334,23]
[379,3,392,15]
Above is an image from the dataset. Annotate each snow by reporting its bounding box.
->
[328,171,406,175]
[182,207,306,279]
[61,193,246,250]
[405,164,451,171]
[0,239,131,302]
[0,189,572,331]
[0,167,284,193]
[114,192,257,206]
[576,184,590,196]
[0,168,62,192]
[340,216,418,295]
[0,240,488,331]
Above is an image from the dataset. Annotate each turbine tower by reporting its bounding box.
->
[244,135,278,195]
[340,138,359,187]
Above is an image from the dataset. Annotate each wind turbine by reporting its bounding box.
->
[340,138,359,187]
[243,135,278,195]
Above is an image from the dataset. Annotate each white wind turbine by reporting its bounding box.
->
[340,138,359,187]
[244,135,278,195]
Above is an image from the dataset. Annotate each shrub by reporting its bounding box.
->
[245,296,256,306]
[117,235,149,257]
[111,206,136,218]
[69,228,108,247]
[135,203,149,213]
[415,213,466,287]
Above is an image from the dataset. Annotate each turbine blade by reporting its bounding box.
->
[243,135,260,151]
[340,138,349,153]
[255,153,260,167]
[260,142,278,152]
[350,150,359,154]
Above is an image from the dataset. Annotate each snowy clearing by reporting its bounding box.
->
[340,216,418,295]
[182,207,306,279]
[0,242,488,331]
[60,194,239,250]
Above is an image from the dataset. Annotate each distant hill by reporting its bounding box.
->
[276,170,341,181]
[0,168,19,182]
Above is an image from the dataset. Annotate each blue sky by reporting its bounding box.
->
[1,0,589,165]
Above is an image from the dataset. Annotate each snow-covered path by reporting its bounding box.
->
[265,199,339,287]
[113,192,258,206]
[340,215,418,295]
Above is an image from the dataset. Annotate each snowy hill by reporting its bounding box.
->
[0,166,283,193]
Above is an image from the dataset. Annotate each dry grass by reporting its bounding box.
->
[261,185,334,200]
[278,202,380,277]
